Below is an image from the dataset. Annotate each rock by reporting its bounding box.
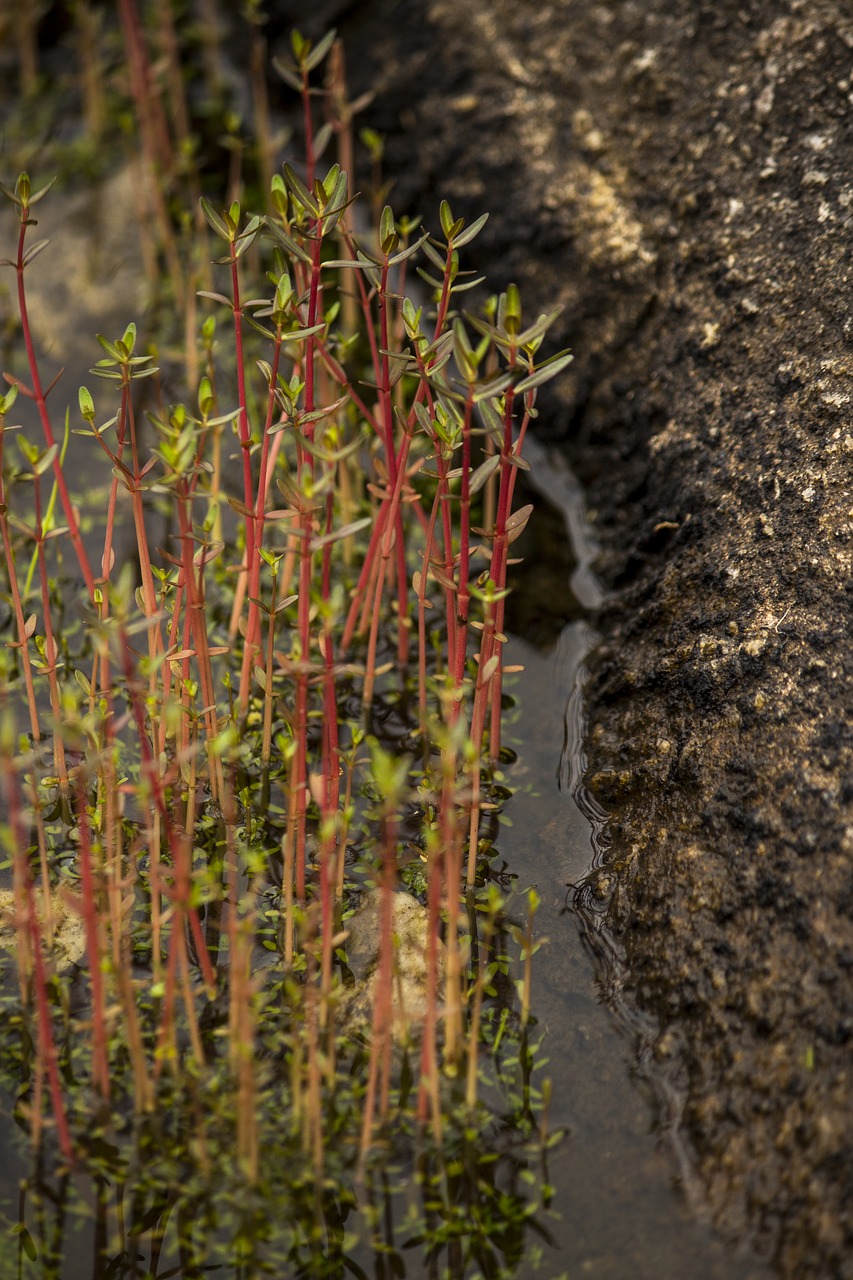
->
[0,885,87,969]
[338,888,445,1043]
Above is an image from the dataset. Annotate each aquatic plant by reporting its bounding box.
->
[0,6,570,1274]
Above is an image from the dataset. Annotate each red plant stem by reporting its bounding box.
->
[362,423,416,711]
[240,333,284,697]
[416,836,443,1139]
[359,821,397,1157]
[0,437,40,741]
[438,737,462,1063]
[229,239,256,714]
[338,226,451,657]
[12,218,95,598]
[119,378,163,663]
[341,361,436,658]
[487,384,525,761]
[95,385,130,699]
[361,540,388,716]
[32,479,67,787]
[1,758,74,1162]
[120,634,216,991]
[261,571,278,766]
[154,901,181,1075]
[74,785,111,1098]
[290,227,326,898]
[438,464,456,678]
[301,71,316,192]
[409,341,457,672]
[377,263,410,667]
[320,493,340,811]
[95,654,155,1110]
[341,501,389,652]
[176,485,223,807]
[451,392,475,702]
[416,488,443,738]
[156,574,185,758]
[116,0,184,300]
[316,340,381,435]
[432,243,456,343]
[117,0,173,176]
[317,793,335,1030]
[305,239,323,446]
[293,528,312,902]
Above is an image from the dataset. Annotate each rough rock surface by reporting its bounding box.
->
[277,1,853,1275]
[339,889,444,1039]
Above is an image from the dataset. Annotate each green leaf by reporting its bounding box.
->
[27,175,58,207]
[380,204,397,255]
[197,376,214,418]
[196,290,232,307]
[96,333,123,361]
[401,296,422,336]
[415,267,445,291]
[244,313,276,341]
[452,210,489,248]
[22,238,50,267]
[309,516,372,551]
[0,385,19,416]
[78,385,94,420]
[413,402,433,435]
[319,162,341,200]
[12,1223,36,1262]
[439,199,454,240]
[234,215,263,257]
[472,371,513,403]
[314,122,334,161]
[367,737,411,806]
[387,231,429,267]
[480,654,500,684]
[319,170,350,236]
[359,127,384,160]
[282,163,319,217]
[7,512,36,539]
[448,274,486,294]
[272,58,302,92]
[469,453,501,495]
[281,322,326,344]
[304,28,337,72]
[504,503,534,544]
[452,319,478,383]
[33,443,58,476]
[499,283,522,337]
[265,220,313,265]
[421,238,446,272]
[270,172,288,217]
[515,305,563,349]
[199,197,230,240]
[513,352,574,394]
